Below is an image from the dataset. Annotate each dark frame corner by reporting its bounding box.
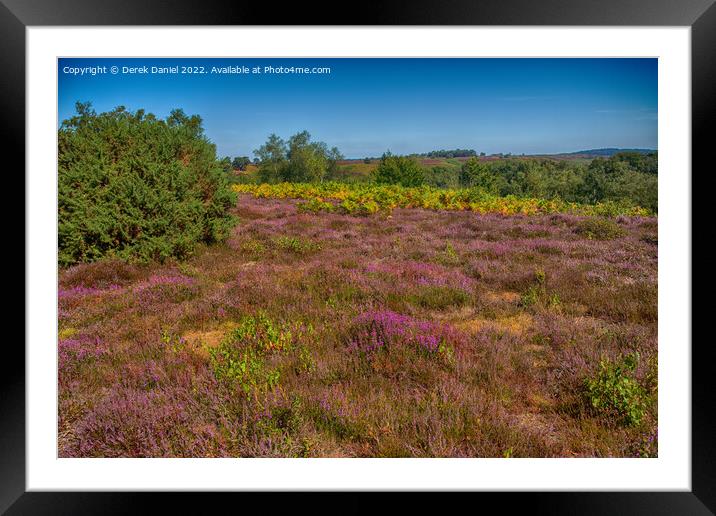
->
[6,0,712,513]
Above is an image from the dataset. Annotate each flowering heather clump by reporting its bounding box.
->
[309,387,363,442]
[59,193,657,457]
[58,335,107,374]
[347,310,459,357]
[72,388,195,457]
[633,428,658,458]
[404,261,472,290]
[133,273,199,309]
[58,284,123,300]
[139,273,196,288]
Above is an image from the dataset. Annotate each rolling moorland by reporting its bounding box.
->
[58,105,657,457]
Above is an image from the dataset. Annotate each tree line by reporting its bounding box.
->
[420,149,479,158]
[455,153,657,212]
[243,131,657,212]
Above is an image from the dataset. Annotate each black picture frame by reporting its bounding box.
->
[5,0,711,513]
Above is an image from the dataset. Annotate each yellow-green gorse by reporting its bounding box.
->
[234,182,651,217]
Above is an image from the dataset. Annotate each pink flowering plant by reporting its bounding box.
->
[58,192,657,458]
[347,310,459,363]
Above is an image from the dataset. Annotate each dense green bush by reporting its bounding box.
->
[373,152,424,187]
[575,217,627,240]
[460,157,504,193]
[424,165,461,189]
[58,103,237,265]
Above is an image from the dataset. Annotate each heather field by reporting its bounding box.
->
[58,193,658,458]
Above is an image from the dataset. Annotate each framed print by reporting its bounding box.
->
[6,0,712,512]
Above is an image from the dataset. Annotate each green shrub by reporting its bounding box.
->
[575,217,627,240]
[373,152,424,187]
[520,269,560,309]
[58,103,237,265]
[209,344,281,396]
[208,313,293,395]
[208,313,316,397]
[240,239,267,257]
[424,165,461,189]
[460,157,504,193]
[436,242,461,266]
[411,285,470,310]
[273,236,321,254]
[584,352,647,427]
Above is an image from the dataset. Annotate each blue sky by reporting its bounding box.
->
[58,58,657,158]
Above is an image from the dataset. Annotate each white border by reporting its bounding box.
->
[27,27,691,491]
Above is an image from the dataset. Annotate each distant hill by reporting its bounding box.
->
[560,148,657,157]
[347,148,657,161]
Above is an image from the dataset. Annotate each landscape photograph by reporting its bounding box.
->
[57,57,658,458]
